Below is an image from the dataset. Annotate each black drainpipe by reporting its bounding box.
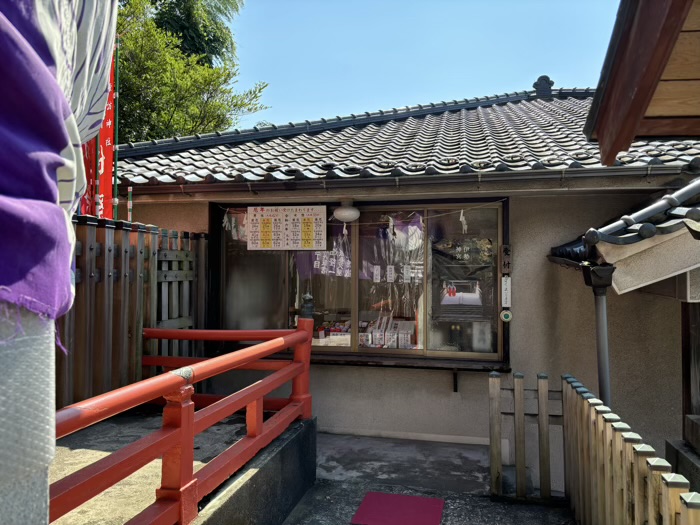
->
[581,263,615,406]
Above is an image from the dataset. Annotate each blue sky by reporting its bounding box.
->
[231,0,619,128]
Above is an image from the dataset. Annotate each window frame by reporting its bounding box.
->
[215,198,509,368]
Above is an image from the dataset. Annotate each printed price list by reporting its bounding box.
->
[247,206,326,250]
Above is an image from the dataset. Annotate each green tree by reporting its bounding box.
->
[118,0,266,142]
[153,0,241,65]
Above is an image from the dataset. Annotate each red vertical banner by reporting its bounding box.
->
[80,51,115,218]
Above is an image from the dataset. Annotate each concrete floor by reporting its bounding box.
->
[50,406,250,524]
[51,413,574,525]
[283,433,574,525]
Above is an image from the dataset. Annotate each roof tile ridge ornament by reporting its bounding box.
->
[533,75,555,101]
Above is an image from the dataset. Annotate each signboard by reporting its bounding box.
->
[502,275,512,308]
[501,245,511,274]
[247,206,326,250]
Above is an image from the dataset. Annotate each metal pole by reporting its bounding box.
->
[594,287,611,406]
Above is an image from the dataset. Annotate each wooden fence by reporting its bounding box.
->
[561,375,700,525]
[56,216,208,408]
[488,371,563,499]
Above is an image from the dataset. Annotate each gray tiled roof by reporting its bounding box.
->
[118,84,700,186]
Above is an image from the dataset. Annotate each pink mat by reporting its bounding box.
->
[351,492,445,525]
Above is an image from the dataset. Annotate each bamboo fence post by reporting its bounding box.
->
[633,444,657,525]
[537,373,551,499]
[681,493,700,525]
[612,422,632,525]
[489,372,502,496]
[661,474,689,525]
[622,432,643,525]
[603,412,622,524]
[514,372,526,498]
[586,397,603,525]
[561,374,573,501]
[647,458,672,525]
[594,405,612,525]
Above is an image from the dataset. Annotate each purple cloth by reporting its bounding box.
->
[0,2,116,318]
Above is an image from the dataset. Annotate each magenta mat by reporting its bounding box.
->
[351,492,445,525]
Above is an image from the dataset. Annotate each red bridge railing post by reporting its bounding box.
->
[291,318,313,419]
[156,384,197,524]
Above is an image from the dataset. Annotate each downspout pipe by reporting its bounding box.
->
[582,263,615,406]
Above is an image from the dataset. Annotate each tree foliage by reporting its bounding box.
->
[153,0,242,65]
[118,0,266,142]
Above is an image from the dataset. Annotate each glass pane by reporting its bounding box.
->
[358,210,425,351]
[427,207,499,353]
[223,209,288,330]
[289,223,352,348]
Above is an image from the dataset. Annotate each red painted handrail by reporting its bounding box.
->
[142,328,296,341]
[51,319,314,524]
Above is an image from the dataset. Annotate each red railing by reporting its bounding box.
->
[50,319,314,524]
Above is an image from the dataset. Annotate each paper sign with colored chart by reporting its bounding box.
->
[247,206,326,250]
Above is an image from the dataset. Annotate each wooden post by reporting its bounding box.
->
[93,219,115,396]
[246,398,264,438]
[168,230,180,357]
[603,412,621,525]
[537,373,551,499]
[586,398,604,525]
[112,221,131,389]
[73,217,98,401]
[594,405,612,525]
[569,381,584,515]
[143,225,159,377]
[661,474,689,525]
[180,232,191,357]
[681,493,700,525]
[129,223,146,382]
[561,374,573,502]
[612,422,632,525]
[514,372,526,498]
[647,458,672,525]
[157,384,197,524]
[622,432,643,525]
[633,444,657,525]
[573,386,588,520]
[195,233,207,356]
[579,390,594,524]
[291,318,313,419]
[489,372,503,496]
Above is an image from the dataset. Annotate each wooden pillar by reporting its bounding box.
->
[633,444,657,525]
[661,473,689,525]
[612,422,632,525]
[602,412,621,524]
[681,493,700,525]
[622,432,643,525]
[646,458,672,525]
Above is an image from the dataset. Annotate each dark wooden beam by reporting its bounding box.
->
[637,117,700,136]
[592,0,694,165]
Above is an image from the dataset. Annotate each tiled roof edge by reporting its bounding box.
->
[118,87,595,159]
